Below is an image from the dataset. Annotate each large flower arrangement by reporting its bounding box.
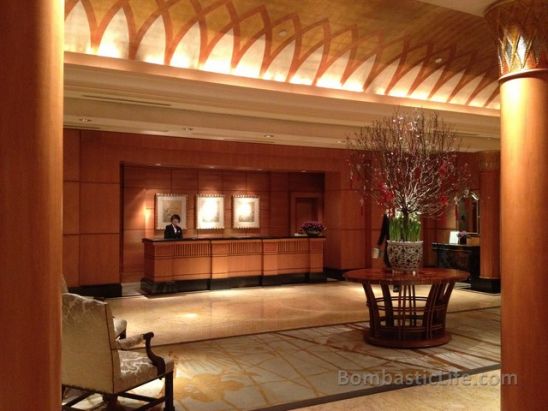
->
[348,109,470,241]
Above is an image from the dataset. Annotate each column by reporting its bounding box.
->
[478,151,500,292]
[0,1,64,410]
[485,1,548,409]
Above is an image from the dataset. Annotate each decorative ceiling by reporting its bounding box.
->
[64,0,500,109]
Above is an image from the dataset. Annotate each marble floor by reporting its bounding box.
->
[66,281,501,410]
[109,281,500,346]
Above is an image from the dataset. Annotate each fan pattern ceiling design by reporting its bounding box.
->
[64,0,500,109]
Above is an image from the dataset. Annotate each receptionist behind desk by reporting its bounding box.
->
[164,214,183,240]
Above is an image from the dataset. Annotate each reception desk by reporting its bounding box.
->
[142,237,325,294]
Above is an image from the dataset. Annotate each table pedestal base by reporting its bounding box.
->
[363,328,451,348]
[345,268,468,349]
[362,282,456,349]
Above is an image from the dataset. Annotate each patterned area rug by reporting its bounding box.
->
[65,307,500,411]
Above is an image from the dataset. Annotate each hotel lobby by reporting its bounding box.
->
[0,0,546,410]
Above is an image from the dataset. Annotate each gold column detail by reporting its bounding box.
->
[485,0,547,77]
[485,1,548,410]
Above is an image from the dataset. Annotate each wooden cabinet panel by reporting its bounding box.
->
[270,172,289,191]
[171,168,199,191]
[123,187,147,230]
[223,171,247,191]
[63,235,79,287]
[324,229,341,268]
[63,182,79,234]
[124,166,171,189]
[80,134,120,183]
[289,172,324,191]
[122,229,146,277]
[198,170,223,192]
[63,129,80,181]
[80,183,120,234]
[270,193,289,228]
[79,234,120,285]
[246,172,269,192]
[340,229,367,270]
[340,190,366,230]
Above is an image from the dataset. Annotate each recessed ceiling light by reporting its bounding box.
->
[155,163,162,166]
[435,57,444,64]
[79,117,91,123]
[301,170,307,173]
[278,29,288,37]
[264,134,274,138]
[337,140,345,144]
[182,127,193,132]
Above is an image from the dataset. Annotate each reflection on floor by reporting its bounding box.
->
[66,282,501,410]
[109,282,500,346]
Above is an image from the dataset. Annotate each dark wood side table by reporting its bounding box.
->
[345,268,468,348]
[432,243,500,293]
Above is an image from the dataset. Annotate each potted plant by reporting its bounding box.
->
[300,221,326,237]
[348,109,469,272]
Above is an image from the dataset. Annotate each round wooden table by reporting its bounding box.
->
[345,268,468,348]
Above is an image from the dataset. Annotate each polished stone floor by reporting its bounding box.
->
[109,281,500,346]
[66,281,501,410]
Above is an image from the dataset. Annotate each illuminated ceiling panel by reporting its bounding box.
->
[64,0,500,109]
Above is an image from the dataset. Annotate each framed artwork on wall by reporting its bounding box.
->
[233,195,260,229]
[155,194,187,230]
[196,194,225,229]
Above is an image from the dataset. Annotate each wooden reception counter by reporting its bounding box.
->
[142,236,326,294]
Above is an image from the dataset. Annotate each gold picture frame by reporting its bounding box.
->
[155,194,187,230]
[196,194,225,229]
[233,195,260,229]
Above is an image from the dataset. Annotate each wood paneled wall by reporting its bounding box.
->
[62,128,484,287]
[122,166,323,282]
[62,129,364,287]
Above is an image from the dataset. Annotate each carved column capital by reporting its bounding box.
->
[485,0,547,78]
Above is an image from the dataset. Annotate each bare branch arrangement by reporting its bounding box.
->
[348,109,470,240]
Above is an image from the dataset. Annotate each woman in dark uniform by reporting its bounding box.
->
[377,213,391,268]
[377,213,399,292]
[164,214,183,239]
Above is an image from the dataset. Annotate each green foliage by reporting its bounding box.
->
[389,212,421,242]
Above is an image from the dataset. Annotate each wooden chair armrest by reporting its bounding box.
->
[143,332,166,376]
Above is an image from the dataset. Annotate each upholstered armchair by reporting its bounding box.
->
[61,276,127,339]
[62,293,174,410]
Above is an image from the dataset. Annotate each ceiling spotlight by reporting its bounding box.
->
[182,127,194,132]
[264,134,274,138]
[301,170,307,173]
[278,29,288,37]
[155,163,162,166]
[337,140,345,144]
[434,57,444,64]
[79,117,92,123]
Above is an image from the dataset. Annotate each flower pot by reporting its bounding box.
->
[304,230,322,237]
[386,240,423,272]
